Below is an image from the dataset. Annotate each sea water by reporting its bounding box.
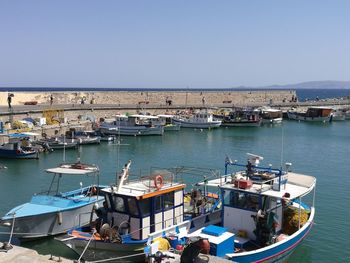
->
[0,120,350,262]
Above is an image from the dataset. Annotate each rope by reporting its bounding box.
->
[87,252,146,263]
[77,229,96,263]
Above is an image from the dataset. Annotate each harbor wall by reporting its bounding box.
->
[0,90,296,107]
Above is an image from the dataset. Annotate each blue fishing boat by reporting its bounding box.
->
[0,162,105,239]
[145,153,316,263]
[59,162,222,262]
[0,133,39,159]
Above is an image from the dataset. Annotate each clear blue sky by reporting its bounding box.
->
[0,0,349,89]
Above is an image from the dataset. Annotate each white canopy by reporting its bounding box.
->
[46,165,98,175]
[129,114,159,119]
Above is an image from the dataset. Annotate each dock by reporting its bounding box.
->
[0,242,73,263]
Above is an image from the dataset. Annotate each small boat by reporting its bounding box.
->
[156,114,181,131]
[59,162,222,262]
[37,137,78,150]
[331,108,346,121]
[99,115,164,136]
[0,161,105,239]
[87,130,116,141]
[145,153,316,263]
[172,110,222,129]
[287,106,334,122]
[0,134,39,159]
[259,107,283,124]
[66,130,101,145]
[222,108,262,127]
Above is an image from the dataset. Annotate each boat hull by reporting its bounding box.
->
[0,149,38,159]
[228,207,315,263]
[99,125,164,136]
[222,120,262,127]
[287,112,332,122]
[164,124,181,131]
[262,118,283,124]
[0,196,104,239]
[172,119,221,129]
[63,237,145,262]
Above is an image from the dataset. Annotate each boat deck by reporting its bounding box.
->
[202,172,316,199]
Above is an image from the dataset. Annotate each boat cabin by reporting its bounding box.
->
[200,154,316,248]
[191,111,215,123]
[100,162,185,241]
[227,107,261,121]
[305,107,333,118]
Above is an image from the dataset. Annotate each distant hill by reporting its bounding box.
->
[258,80,350,90]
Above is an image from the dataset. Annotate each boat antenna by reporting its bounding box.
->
[280,122,284,169]
[63,133,66,162]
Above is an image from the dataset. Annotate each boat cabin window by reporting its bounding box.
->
[223,190,259,211]
[139,199,151,216]
[163,192,174,209]
[127,197,139,216]
[154,196,162,212]
[113,196,126,212]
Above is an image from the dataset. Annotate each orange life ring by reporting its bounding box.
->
[154,175,164,190]
[16,149,21,154]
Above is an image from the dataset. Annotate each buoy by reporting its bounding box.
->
[57,212,62,225]
[154,175,164,190]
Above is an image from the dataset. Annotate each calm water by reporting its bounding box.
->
[1,120,350,262]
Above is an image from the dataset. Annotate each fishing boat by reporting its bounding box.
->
[86,130,116,142]
[37,137,78,150]
[287,106,334,122]
[222,108,262,127]
[0,162,104,239]
[99,115,164,136]
[66,130,101,145]
[0,134,39,159]
[145,153,316,263]
[172,110,222,129]
[59,162,222,262]
[259,107,283,124]
[156,114,181,131]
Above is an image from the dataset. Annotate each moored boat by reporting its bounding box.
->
[172,110,222,129]
[287,106,334,122]
[0,162,105,239]
[0,134,39,159]
[222,108,262,127]
[259,107,283,124]
[145,153,316,263]
[156,114,181,131]
[99,115,164,136]
[59,162,222,262]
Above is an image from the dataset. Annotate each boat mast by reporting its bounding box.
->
[117,160,131,192]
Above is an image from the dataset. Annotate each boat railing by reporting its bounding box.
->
[224,160,287,191]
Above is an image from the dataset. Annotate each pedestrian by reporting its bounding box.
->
[50,94,53,106]
[202,96,206,106]
[7,93,13,109]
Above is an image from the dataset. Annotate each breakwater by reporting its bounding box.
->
[0,90,295,107]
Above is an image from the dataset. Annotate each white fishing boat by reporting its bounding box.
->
[287,106,334,122]
[0,162,105,239]
[259,107,283,124]
[145,154,316,263]
[59,162,222,262]
[172,111,222,129]
[99,115,164,136]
